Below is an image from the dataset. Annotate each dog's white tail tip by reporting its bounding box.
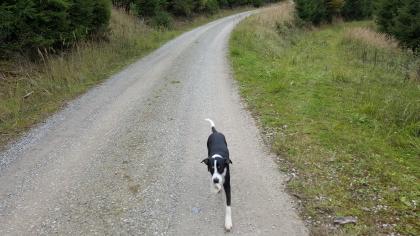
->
[205,118,215,127]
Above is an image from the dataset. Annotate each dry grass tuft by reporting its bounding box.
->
[342,26,419,81]
[343,27,399,51]
[109,9,153,41]
[234,1,296,58]
[254,2,294,27]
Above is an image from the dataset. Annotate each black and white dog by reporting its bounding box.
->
[201,118,233,231]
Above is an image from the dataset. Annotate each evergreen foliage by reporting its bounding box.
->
[0,0,111,57]
[377,0,420,51]
[341,0,373,20]
[295,0,331,25]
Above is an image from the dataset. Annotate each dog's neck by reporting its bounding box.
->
[211,154,224,159]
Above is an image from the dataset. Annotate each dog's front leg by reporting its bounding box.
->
[224,173,232,231]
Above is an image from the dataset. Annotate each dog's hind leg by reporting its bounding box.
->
[224,174,232,231]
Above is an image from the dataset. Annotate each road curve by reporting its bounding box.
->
[0,12,307,235]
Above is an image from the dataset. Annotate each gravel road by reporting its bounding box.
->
[0,12,307,235]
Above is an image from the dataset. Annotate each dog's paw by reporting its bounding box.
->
[225,220,232,232]
[211,184,222,194]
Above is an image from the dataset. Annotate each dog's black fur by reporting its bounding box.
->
[201,119,233,230]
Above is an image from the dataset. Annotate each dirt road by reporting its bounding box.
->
[0,12,307,235]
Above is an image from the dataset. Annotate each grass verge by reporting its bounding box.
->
[0,6,253,150]
[230,2,419,235]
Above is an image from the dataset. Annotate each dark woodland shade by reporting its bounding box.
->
[0,0,111,58]
[1,0,279,57]
[112,0,278,17]
[376,0,420,51]
[294,0,374,25]
[341,0,374,20]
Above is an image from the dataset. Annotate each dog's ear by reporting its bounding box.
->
[201,158,210,165]
[226,159,232,164]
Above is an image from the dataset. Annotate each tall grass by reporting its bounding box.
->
[342,27,419,82]
[230,2,419,235]
[0,7,253,149]
[344,27,399,50]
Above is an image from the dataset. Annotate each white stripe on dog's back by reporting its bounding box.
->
[205,118,215,127]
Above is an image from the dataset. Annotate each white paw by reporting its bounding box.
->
[225,220,232,231]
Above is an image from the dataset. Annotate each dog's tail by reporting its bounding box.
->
[205,118,217,133]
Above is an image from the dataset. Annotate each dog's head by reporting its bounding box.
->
[201,156,232,191]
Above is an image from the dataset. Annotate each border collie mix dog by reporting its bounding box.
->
[201,119,233,231]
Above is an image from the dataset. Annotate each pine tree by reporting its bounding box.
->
[0,0,111,57]
[377,0,420,51]
[342,0,373,20]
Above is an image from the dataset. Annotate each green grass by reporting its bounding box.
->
[0,6,253,149]
[230,3,419,235]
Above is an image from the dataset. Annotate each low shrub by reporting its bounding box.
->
[137,0,163,17]
[252,0,263,8]
[294,0,331,25]
[171,0,195,16]
[204,0,220,14]
[152,10,173,28]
